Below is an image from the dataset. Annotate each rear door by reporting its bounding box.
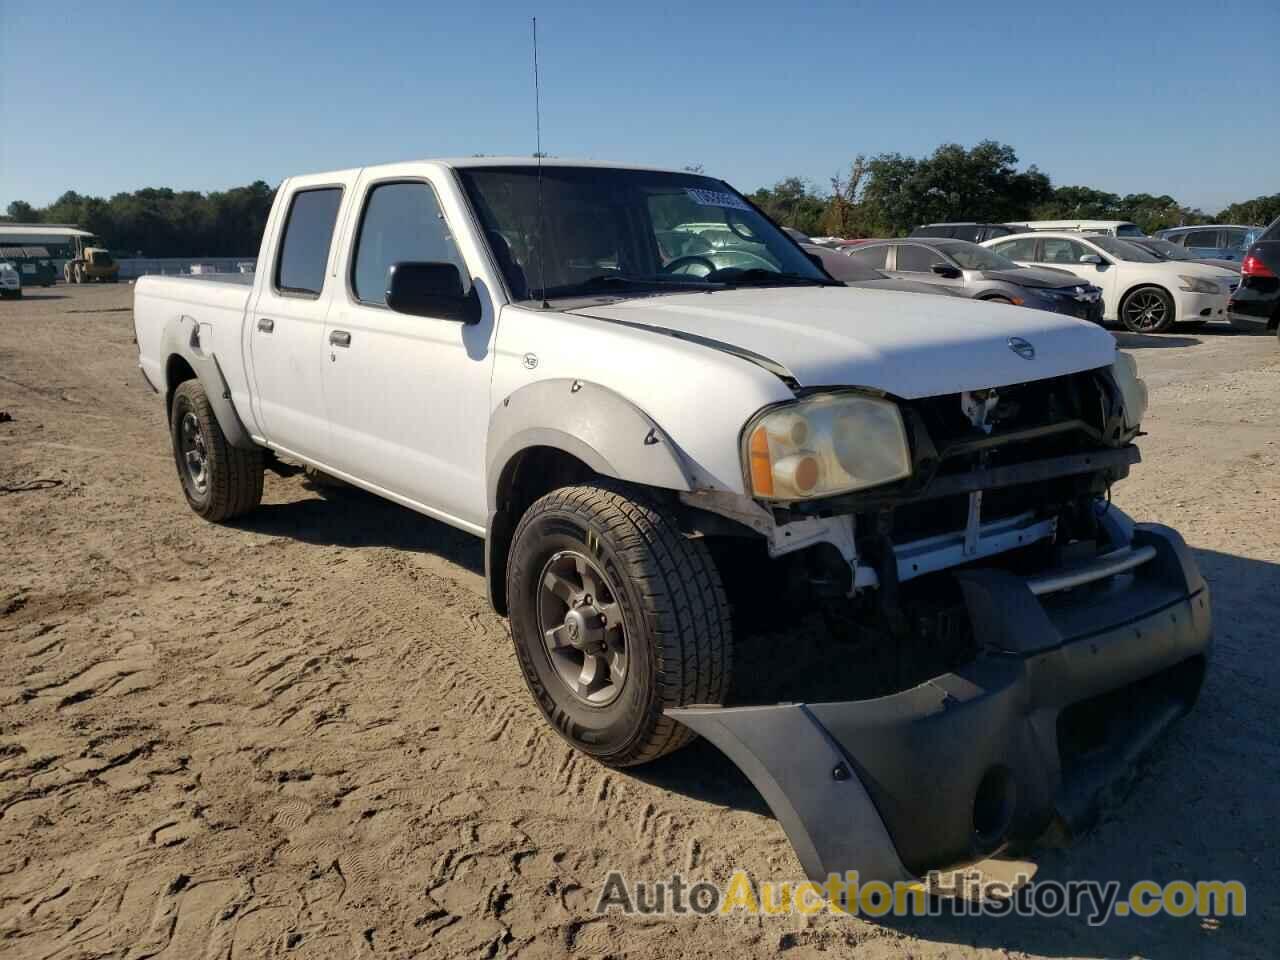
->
[1181,228,1224,260]
[1222,228,1250,261]
[319,165,500,532]
[248,177,353,463]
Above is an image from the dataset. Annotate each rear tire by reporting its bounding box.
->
[170,380,263,521]
[1120,285,1175,333]
[506,481,732,766]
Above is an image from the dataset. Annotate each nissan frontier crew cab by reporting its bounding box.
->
[134,159,1211,885]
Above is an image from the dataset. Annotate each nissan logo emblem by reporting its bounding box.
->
[1008,337,1036,360]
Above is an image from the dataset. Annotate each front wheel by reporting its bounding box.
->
[506,482,732,766]
[1121,286,1176,333]
[170,380,264,521]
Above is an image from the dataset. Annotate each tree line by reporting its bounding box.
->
[3,142,1277,255]
[2,182,275,258]
[745,141,1279,238]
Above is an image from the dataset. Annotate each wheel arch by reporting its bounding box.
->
[158,314,258,451]
[484,379,700,614]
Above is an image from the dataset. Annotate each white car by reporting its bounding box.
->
[0,260,21,299]
[983,232,1236,332]
[132,158,1211,886]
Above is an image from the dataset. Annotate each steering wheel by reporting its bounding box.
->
[662,255,717,277]
[725,209,763,244]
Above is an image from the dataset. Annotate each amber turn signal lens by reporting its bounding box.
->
[748,426,774,497]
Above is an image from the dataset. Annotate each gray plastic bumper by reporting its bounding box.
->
[668,523,1211,883]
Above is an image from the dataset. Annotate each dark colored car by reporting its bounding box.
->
[0,246,58,287]
[1125,237,1240,277]
[1155,225,1265,262]
[1228,216,1280,336]
[846,238,1105,323]
[800,242,958,296]
[910,222,1020,243]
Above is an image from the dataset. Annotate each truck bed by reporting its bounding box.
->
[133,274,255,430]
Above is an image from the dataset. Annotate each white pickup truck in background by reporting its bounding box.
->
[134,158,1211,884]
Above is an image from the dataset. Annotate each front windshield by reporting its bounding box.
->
[941,242,1019,271]
[1138,239,1196,261]
[1087,236,1160,262]
[457,166,828,300]
[1116,224,1145,237]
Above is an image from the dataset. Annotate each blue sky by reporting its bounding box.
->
[2,0,1276,213]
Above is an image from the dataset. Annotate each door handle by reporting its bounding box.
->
[257,317,274,333]
[329,330,351,348]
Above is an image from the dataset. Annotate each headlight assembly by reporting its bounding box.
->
[743,393,912,500]
[1178,275,1221,295]
[1111,350,1148,431]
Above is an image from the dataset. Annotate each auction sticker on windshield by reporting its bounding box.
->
[685,188,752,211]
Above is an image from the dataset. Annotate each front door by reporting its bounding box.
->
[320,173,497,532]
[249,184,344,463]
[886,243,967,293]
[1035,236,1118,306]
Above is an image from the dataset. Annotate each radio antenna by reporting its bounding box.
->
[532,17,549,308]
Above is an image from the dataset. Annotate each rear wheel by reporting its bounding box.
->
[506,481,732,766]
[169,380,263,521]
[1120,286,1175,333]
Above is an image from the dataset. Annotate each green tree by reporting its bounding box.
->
[1215,193,1280,226]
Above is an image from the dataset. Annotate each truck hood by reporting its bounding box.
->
[567,286,1117,398]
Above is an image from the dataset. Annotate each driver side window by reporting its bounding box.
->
[895,244,945,273]
[1041,238,1087,265]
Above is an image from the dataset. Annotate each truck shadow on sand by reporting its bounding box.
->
[229,478,484,575]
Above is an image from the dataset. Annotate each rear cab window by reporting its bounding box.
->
[275,188,344,297]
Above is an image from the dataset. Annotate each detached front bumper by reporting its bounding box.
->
[669,522,1210,883]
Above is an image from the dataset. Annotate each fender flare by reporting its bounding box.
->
[484,378,700,612]
[160,314,258,451]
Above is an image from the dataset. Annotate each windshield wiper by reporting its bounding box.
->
[712,268,842,288]
[533,274,710,300]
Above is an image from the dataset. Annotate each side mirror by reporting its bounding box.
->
[386,261,480,323]
[1079,254,1105,265]
[931,263,962,279]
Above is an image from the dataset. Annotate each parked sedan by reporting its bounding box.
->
[843,238,1104,322]
[985,232,1236,333]
[800,242,959,296]
[0,260,21,299]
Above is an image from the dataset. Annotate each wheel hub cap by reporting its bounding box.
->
[537,551,627,705]
[180,411,209,494]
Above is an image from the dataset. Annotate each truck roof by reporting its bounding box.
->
[285,157,691,182]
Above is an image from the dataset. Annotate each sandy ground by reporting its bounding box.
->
[1,283,1277,959]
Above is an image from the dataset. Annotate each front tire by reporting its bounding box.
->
[506,481,732,766]
[170,380,264,521]
[1121,286,1176,333]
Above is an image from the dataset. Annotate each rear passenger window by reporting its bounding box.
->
[352,181,466,306]
[1223,229,1248,250]
[275,188,343,296]
[1182,229,1221,250]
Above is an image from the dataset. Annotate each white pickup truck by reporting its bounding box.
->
[135,158,1211,884]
